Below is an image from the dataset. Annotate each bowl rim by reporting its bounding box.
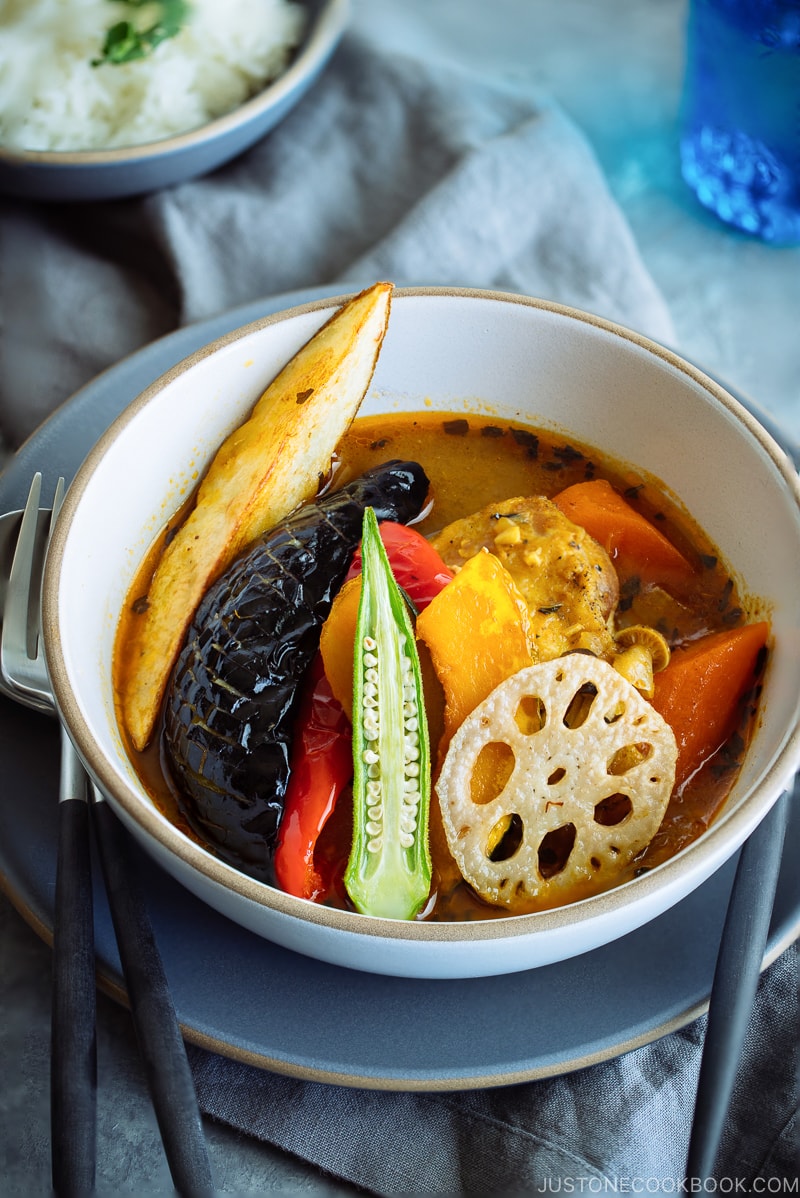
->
[0,0,350,167]
[43,285,800,946]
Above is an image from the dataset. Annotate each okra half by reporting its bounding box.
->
[344,507,432,919]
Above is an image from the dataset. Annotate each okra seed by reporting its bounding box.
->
[366,821,382,837]
[399,832,414,849]
[364,682,378,698]
[367,805,383,821]
[362,749,379,765]
[367,780,382,797]
[405,762,420,777]
[363,636,377,651]
[367,763,380,778]
[367,837,383,854]
[366,668,379,684]
[363,652,378,668]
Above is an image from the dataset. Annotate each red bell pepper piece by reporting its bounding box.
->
[345,519,454,606]
[274,654,353,901]
[274,522,453,902]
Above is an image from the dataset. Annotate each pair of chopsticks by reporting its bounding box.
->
[685,786,792,1180]
[56,783,214,1196]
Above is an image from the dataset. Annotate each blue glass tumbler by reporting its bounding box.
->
[679,0,800,245]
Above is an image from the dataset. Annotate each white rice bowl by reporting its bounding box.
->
[0,0,307,151]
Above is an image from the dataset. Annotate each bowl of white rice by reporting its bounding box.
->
[0,0,349,201]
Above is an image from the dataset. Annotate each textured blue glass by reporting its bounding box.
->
[680,0,800,244]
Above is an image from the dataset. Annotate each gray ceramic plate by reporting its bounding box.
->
[0,287,798,1090]
[0,0,349,202]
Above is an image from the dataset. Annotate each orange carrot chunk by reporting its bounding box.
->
[650,622,769,787]
[553,478,696,589]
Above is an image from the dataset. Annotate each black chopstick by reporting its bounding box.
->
[90,789,214,1197]
[685,787,791,1182]
[51,734,97,1198]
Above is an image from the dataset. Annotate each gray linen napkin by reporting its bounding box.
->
[0,33,674,450]
[0,31,796,1195]
[188,951,797,1193]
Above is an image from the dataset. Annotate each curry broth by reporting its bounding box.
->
[114,411,766,921]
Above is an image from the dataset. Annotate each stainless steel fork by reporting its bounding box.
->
[1,474,214,1197]
[1,474,96,1197]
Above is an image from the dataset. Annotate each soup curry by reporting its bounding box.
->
[114,410,769,923]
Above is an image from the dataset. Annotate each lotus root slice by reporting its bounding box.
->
[436,656,677,911]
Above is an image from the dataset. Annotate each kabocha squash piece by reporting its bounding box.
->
[553,478,696,592]
[319,575,362,721]
[416,548,534,755]
[163,462,430,885]
[123,281,394,752]
[416,549,535,891]
[650,621,769,787]
[345,509,432,920]
[436,657,678,913]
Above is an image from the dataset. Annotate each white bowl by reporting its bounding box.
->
[42,287,800,979]
[0,0,349,203]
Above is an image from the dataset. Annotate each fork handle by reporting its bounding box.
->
[51,739,97,1198]
[90,792,214,1197]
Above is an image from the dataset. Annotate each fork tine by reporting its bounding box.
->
[1,473,46,697]
[42,478,67,650]
[49,476,66,534]
[1,474,66,708]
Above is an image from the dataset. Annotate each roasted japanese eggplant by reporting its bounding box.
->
[163,460,430,883]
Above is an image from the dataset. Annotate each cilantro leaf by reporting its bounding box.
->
[93,0,191,66]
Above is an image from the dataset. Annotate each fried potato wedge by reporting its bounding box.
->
[122,282,393,751]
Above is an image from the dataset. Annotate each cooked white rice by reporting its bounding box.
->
[0,0,306,151]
